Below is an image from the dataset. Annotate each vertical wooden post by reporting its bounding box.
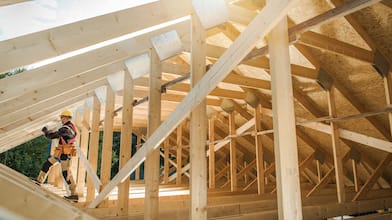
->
[352,159,359,192]
[135,134,142,181]
[77,105,90,197]
[68,110,81,186]
[86,96,101,202]
[100,85,115,207]
[176,124,183,185]
[164,138,170,184]
[229,111,237,192]
[316,160,322,183]
[269,15,303,219]
[118,71,134,216]
[327,87,346,203]
[190,12,207,220]
[144,49,162,220]
[208,118,215,189]
[383,72,392,136]
[254,104,265,194]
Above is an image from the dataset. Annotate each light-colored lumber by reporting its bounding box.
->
[99,85,115,207]
[89,0,296,208]
[189,13,208,219]
[327,87,346,203]
[269,13,303,219]
[86,95,101,203]
[229,112,238,192]
[209,118,216,189]
[176,124,183,185]
[76,105,90,196]
[0,0,192,73]
[254,104,265,194]
[144,50,161,220]
[117,71,133,216]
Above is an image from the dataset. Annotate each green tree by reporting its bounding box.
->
[0,136,49,178]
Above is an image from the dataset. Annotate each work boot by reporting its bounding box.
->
[36,171,47,184]
[64,194,79,202]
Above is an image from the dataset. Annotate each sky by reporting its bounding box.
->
[0,0,156,41]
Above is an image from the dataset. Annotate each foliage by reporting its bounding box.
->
[0,136,49,178]
[0,68,25,79]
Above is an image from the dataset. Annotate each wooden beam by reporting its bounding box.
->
[76,104,90,196]
[176,123,183,186]
[0,0,192,73]
[229,111,238,192]
[89,0,295,208]
[255,104,265,194]
[144,50,161,220]
[327,87,346,203]
[269,14,303,219]
[189,13,207,219]
[0,0,30,6]
[117,71,133,216]
[99,86,115,207]
[0,19,190,104]
[209,118,216,189]
[298,31,374,63]
[86,96,101,203]
[163,138,170,184]
[353,154,392,201]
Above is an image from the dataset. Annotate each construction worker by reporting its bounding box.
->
[36,110,79,201]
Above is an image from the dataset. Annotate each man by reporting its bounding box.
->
[36,110,79,201]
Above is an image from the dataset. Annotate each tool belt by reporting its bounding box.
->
[54,144,77,158]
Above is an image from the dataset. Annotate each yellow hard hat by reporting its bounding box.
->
[60,110,73,118]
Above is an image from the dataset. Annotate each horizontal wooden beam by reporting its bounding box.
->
[0,0,192,73]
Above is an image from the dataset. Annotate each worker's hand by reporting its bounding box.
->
[41,126,48,134]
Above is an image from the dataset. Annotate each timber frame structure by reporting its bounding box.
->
[1,0,392,219]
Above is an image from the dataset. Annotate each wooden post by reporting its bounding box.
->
[86,96,101,202]
[77,105,90,197]
[352,159,359,192]
[164,138,170,184]
[68,110,81,186]
[208,118,215,189]
[269,14,303,219]
[144,49,162,220]
[327,87,346,203]
[100,85,115,207]
[316,160,322,183]
[117,71,133,215]
[135,134,142,181]
[189,12,207,220]
[254,104,265,194]
[229,111,237,192]
[176,124,183,185]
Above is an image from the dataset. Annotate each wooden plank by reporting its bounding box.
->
[0,0,192,73]
[327,87,346,203]
[353,154,392,201]
[299,31,374,63]
[176,124,183,186]
[144,50,161,220]
[189,13,207,219]
[352,159,359,192]
[86,96,101,203]
[117,71,133,216]
[0,19,190,104]
[0,63,119,118]
[76,105,90,196]
[99,86,115,207]
[288,0,383,36]
[0,0,30,6]
[254,104,265,194]
[163,138,170,184]
[269,14,303,219]
[209,118,216,189]
[89,0,295,208]
[0,79,107,131]
[229,112,238,192]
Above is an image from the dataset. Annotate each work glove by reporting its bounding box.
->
[41,126,48,134]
